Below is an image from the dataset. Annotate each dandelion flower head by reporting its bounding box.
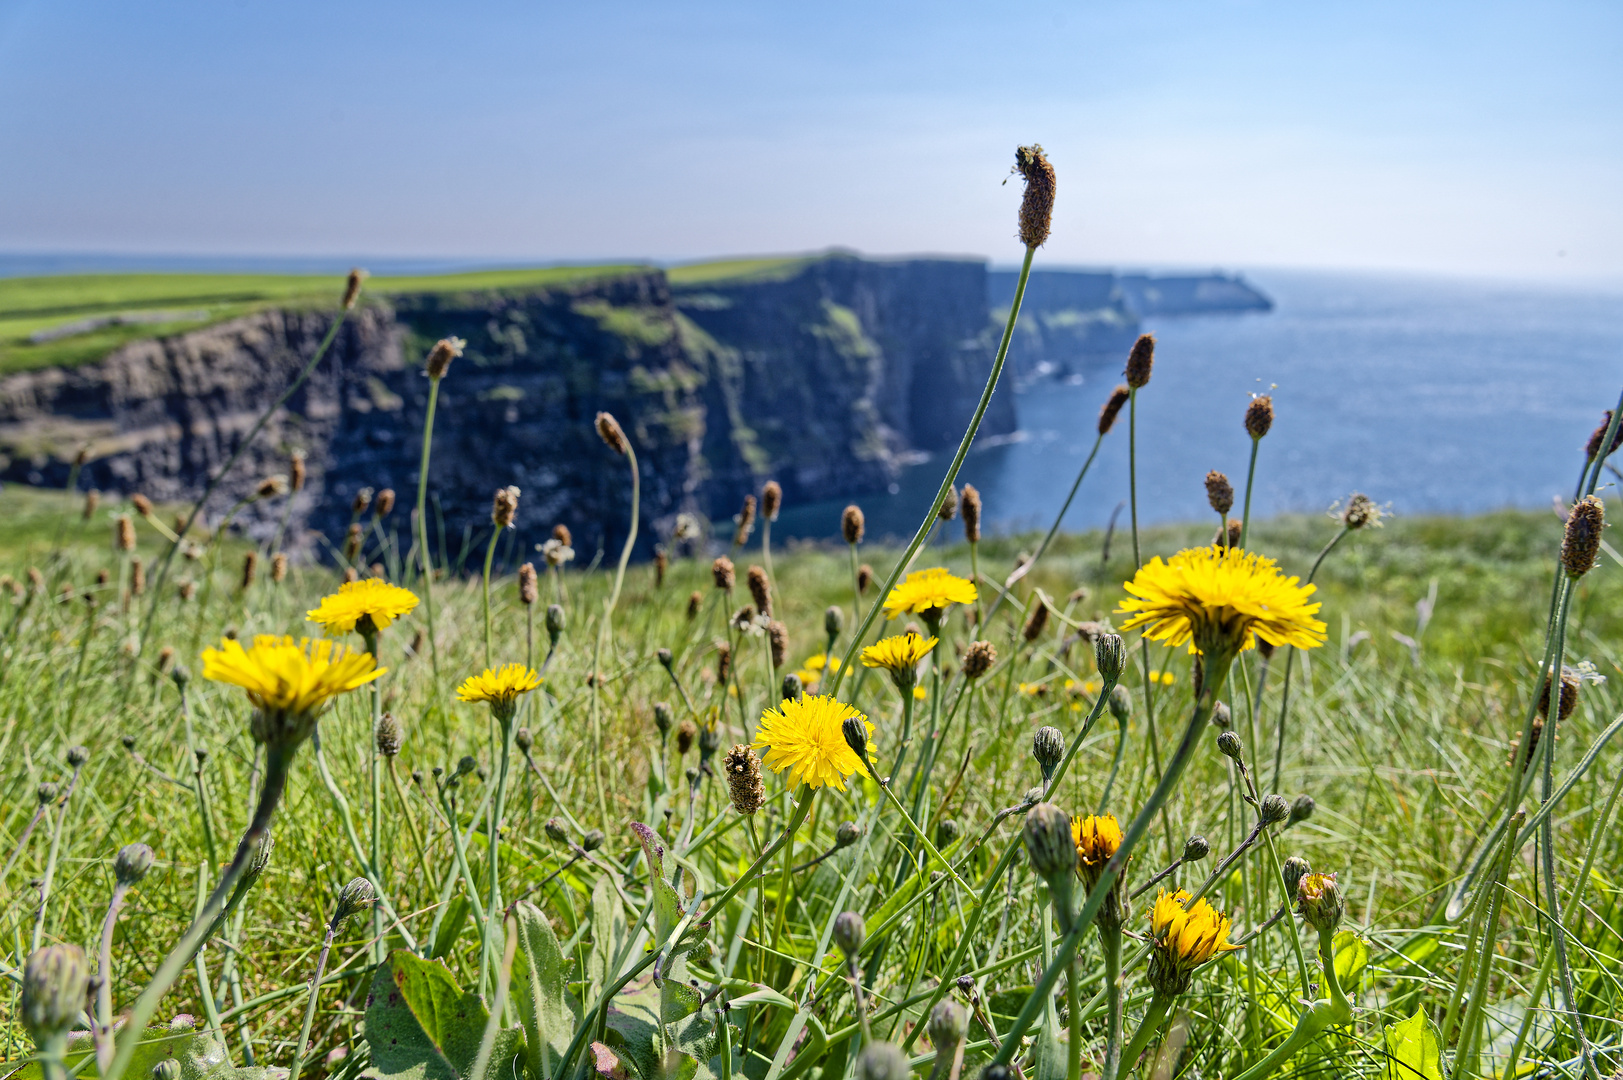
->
[307,579,419,635]
[883,568,977,620]
[1116,546,1325,659]
[1148,888,1241,974]
[752,694,876,791]
[862,632,938,672]
[457,664,543,713]
[202,635,382,743]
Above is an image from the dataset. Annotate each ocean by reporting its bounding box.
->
[774,269,1623,542]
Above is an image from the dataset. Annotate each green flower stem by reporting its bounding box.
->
[1115,991,1172,1076]
[1066,955,1083,1080]
[415,374,444,679]
[1230,929,1352,1080]
[1128,388,1142,569]
[437,785,489,938]
[470,910,521,1080]
[143,303,353,648]
[875,779,972,893]
[93,881,133,1071]
[707,787,815,912]
[1452,811,1523,1079]
[310,732,418,952]
[190,865,228,1045]
[38,1031,69,1080]
[477,713,514,998]
[103,745,293,1080]
[827,244,1035,699]
[481,527,502,668]
[1238,436,1260,550]
[30,760,81,951]
[1098,927,1124,1080]
[288,916,340,1080]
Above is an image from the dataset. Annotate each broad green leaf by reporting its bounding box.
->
[431,894,470,961]
[629,823,707,1029]
[588,875,629,1001]
[590,1041,640,1080]
[603,977,665,1080]
[1334,931,1370,988]
[2,1018,277,1080]
[361,949,525,1080]
[512,900,581,1080]
[1381,1007,1445,1080]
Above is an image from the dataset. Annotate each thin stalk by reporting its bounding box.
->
[1115,992,1172,1075]
[482,527,502,668]
[31,761,82,951]
[1098,928,1124,1080]
[1237,436,1260,550]
[989,432,1104,623]
[415,374,444,679]
[94,882,133,1072]
[477,715,514,998]
[289,906,348,1080]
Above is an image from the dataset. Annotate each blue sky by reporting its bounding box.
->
[1,1,1619,280]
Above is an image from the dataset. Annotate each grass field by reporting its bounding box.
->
[0,476,1618,1080]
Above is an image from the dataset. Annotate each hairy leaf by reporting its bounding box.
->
[362,950,525,1080]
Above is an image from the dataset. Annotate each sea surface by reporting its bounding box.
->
[775,269,1623,542]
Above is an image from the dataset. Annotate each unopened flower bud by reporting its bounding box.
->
[1287,794,1315,828]
[934,819,960,848]
[1023,802,1075,881]
[841,505,865,545]
[1296,871,1345,935]
[1032,726,1064,782]
[36,782,57,806]
[1210,700,1232,729]
[1216,730,1243,760]
[374,713,403,758]
[1107,684,1132,723]
[514,727,532,754]
[334,877,376,926]
[824,605,844,639]
[653,702,673,736]
[67,745,89,767]
[544,818,569,844]
[1022,785,1045,806]
[114,842,155,885]
[927,999,969,1053]
[841,715,871,767]
[1182,836,1210,862]
[982,1066,1014,1080]
[656,647,673,669]
[456,755,478,777]
[582,829,605,852]
[1281,855,1311,897]
[22,943,90,1043]
[781,672,804,702]
[154,1059,182,1080]
[1259,793,1290,826]
[833,911,866,958]
[1095,633,1126,683]
[546,604,566,645]
[835,820,864,848]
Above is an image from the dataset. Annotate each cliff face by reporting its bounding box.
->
[0,255,1013,559]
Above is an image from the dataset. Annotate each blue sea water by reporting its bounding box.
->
[775,269,1623,542]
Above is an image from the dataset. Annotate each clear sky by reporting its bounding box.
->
[1,1,1618,281]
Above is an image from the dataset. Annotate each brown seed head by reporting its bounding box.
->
[1214,518,1243,548]
[1340,493,1381,530]
[762,481,782,521]
[1538,666,1584,722]
[1125,335,1155,389]
[290,451,307,492]
[352,488,372,515]
[712,556,735,591]
[1022,600,1048,643]
[1014,144,1056,249]
[654,549,668,587]
[519,562,538,605]
[1205,471,1234,517]
[963,640,997,679]
[344,566,359,583]
[747,565,772,617]
[1245,395,1274,440]
[768,620,789,669]
[937,484,959,522]
[552,523,572,547]
[1561,495,1605,578]
[857,563,873,594]
[131,557,146,595]
[179,579,197,602]
[131,493,154,517]
[676,719,697,755]
[115,514,136,552]
[74,445,91,467]
[492,485,521,529]
[82,490,99,520]
[157,645,175,673]
[1585,411,1623,461]
[342,268,367,310]
[734,494,757,547]
[271,553,288,584]
[961,483,982,542]
[687,590,703,619]
[374,488,395,517]
[841,504,865,545]
[1098,385,1131,435]
[258,475,288,499]
[27,567,45,595]
[345,523,363,561]
[425,336,464,379]
[716,641,732,685]
[725,745,766,815]
[241,551,258,590]
[595,412,629,455]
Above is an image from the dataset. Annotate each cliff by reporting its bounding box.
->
[0,255,1014,561]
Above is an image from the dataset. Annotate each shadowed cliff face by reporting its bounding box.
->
[0,256,1015,564]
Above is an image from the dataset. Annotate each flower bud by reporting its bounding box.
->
[1032,726,1064,782]
[698,723,722,762]
[1107,684,1132,723]
[841,715,871,767]
[836,820,864,848]
[841,505,865,545]
[963,640,996,680]
[1022,785,1045,806]
[653,702,673,736]
[114,842,155,885]
[36,782,57,806]
[1178,836,1209,864]
[781,672,804,702]
[154,1060,182,1080]
[1281,855,1311,897]
[375,713,403,758]
[824,605,845,639]
[1245,395,1274,440]
[544,818,569,844]
[1124,334,1155,389]
[982,1066,1013,1080]
[456,755,478,777]
[935,819,960,848]
[1022,802,1075,881]
[595,412,629,455]
[827,913,867,967]
[1287,794,1315,828]
[172,664,191,687]
[1216,730,1243,761]
[1296,871,1345,935]
[927,999,969,1053]
[515,727,533,754]
[1209,700,1232,729]
[546,604,566,645]
[1095,633,1126,684]
[676,720,697,755]
[67,745,90,768]
[1259,793,1290,826]
[22,943,90,1044]
[334,877,376,926]
[582,829,605,852]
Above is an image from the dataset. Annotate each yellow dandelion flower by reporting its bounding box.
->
[1072,814,1123,882]
[912,685,928,700]
[1084,679,1103,695]
[1116,546,1325,660]
[862,633,938,672]
[202,635,382,746]
[307,578,420,635]
[1156,671,1176,686]
[1146,888,1242,997]
[457,663,542,719]
[752,694,876,791]
[882,568,977,620]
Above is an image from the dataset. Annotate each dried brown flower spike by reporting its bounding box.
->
[1585,410,1623,462]
[1205,471,1234,517]
[962,640,997,679]
[762,481,782,521]
[492,486,521,529]
[1098,385,1131,434]
[290,451,307,492]
[374,488,396,518]
[519,562,538,605]
[1561,495,1605,578]
[725,745,765,815]
[342,268,368,310]
[747,565,772,617]
[115,515,136,553]
[1245,395,1274,440]
[735,495,757,547]
[842,505,865,545]
[1013,144,1056,249]
[937,484,959,521]
[596,412,629,455]
[962,484,982,542]
[1125,335,1155,389]
[425,337,464,379]
[712,556,735,591]
[654,548,668,587]
[857,563,873,594]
